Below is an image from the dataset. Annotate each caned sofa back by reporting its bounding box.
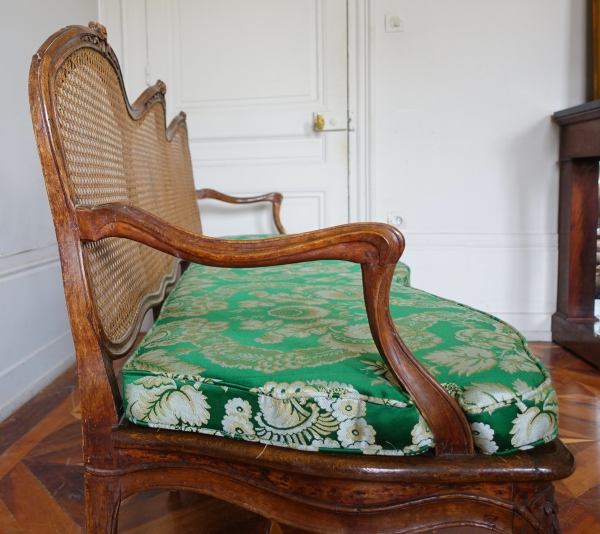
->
[30,23,200,356]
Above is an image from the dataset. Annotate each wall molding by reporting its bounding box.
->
[400,232,558,250]
[0,242,55,259]
[0,244,58,278]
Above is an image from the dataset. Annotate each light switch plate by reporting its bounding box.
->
[385,14,404,33]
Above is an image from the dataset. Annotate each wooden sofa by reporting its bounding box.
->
[29,22,574,534]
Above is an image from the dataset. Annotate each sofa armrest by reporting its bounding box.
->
[77,202,474,456]
[196,188,286,234]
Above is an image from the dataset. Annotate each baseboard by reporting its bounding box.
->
[0,249,74,424]
[0,331,75,424]
[519,331,553,342]
[399,236,557,341]
[492,312,551,338]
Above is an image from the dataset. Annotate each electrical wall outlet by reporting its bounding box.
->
[387,213,407,229]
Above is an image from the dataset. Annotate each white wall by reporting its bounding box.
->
[0,0,98,421]
[369,0,588,340]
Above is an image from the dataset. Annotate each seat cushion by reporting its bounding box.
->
[123,255,557,457]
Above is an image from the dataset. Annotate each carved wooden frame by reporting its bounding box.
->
[196,188,287,234]
[30,22,574,534]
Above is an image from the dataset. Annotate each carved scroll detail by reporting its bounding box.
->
[156,80,167,94]
[146,91,165,108]
[84,21,115,60]
[528,485,560,534]
[88,21,107,41]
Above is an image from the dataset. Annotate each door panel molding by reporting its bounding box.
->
[172,0,324,109]
[199,190,326,235]
[189,137,325,167]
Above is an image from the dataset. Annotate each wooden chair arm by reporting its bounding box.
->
[196,188,286,234]
[76,203,474,456]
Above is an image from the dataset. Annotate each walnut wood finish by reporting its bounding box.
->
[29,22,574,533]
[196,188,286,234]
[553,103,600,368]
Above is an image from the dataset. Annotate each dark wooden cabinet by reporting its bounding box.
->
[553,101,600,367]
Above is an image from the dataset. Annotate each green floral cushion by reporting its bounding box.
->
[122,245,557,456]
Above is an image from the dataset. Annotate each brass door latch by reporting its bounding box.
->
[313,111,352,131]
[314,113,325,131]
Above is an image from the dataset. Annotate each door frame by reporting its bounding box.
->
[347,0,375,224]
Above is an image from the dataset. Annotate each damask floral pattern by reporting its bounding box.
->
[123,243,558,456]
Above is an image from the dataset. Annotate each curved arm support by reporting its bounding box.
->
[77,203,395,266]
[76,203,474,456]
[197,188,286,234]
[361,263,474,456]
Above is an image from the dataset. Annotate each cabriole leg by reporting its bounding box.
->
[85,472,121,534]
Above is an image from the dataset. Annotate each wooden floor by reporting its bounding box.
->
[0,342,597,533]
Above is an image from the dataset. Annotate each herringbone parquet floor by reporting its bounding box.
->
[0,342,597,533]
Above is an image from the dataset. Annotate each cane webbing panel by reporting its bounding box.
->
[53,47,201,344]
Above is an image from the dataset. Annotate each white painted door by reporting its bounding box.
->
[117,0,349,236]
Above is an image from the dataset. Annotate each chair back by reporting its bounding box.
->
[30,22,201,356]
